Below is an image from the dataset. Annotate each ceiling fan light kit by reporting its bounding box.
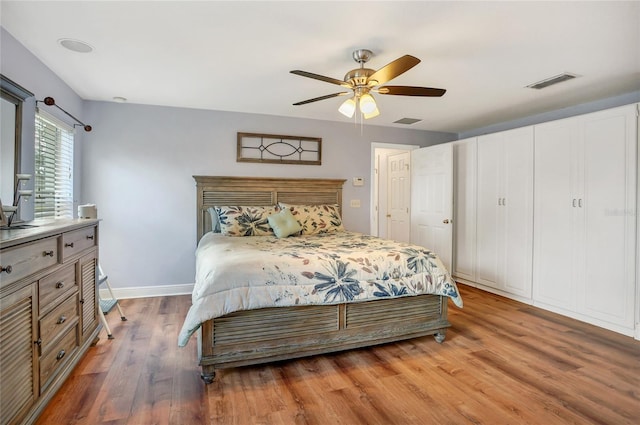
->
[359,93,377,114]
[291,49,445,121]
[338,97,356,118]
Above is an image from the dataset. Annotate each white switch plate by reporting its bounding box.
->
[350,199,361,208]
[352,177,364,187]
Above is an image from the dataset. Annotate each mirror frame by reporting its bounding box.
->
[1,75,34,199]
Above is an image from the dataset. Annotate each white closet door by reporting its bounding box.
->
[452,138,477,281]
[475,134,502,289]
[580,106,636,328]
[533,118,580,310]
[502,127,534,298]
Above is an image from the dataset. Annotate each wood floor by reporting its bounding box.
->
[34,285,640,425]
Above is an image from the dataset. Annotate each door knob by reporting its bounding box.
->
[443,219,450,224]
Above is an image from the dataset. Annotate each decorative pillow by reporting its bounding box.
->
[207,207,221,233]
[267,208,303,238]
[278,203,345,235]
[214,205,276,236]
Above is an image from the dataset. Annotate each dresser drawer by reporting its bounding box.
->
[39,263,77,313]
[62,226,96,261]
[39,325,78,391]
[39,294,79,354]
[0,237,59,287]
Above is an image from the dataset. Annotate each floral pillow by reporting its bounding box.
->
[278,203,345,235]
[214,205,276,236]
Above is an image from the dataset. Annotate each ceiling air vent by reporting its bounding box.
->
[526,73,578,90]
[394,118,422,125]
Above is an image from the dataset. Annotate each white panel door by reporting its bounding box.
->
[411,144,453,271]
[502,127,534,298]
[476,128,533,296]
[387,152,411,243]
[452,138,477,281]
[580,106,636,328]
[475,134,502,289]
[533,118,580,310]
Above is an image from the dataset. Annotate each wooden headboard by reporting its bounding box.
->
[194,176,347,240]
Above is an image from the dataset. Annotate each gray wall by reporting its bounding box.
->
[81,101,454,290]
[1,28,86,220]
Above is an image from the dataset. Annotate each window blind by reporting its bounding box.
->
[34,109,74,219]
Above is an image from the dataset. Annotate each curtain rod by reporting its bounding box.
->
[36,96,92,132]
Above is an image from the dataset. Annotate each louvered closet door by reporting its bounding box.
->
[533,118,580,310]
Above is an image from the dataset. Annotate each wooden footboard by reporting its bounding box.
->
[197,294,449,383]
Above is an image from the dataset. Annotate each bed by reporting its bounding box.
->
[180,176,462,383]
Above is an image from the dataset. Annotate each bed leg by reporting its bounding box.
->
[201,371,216,384]
[434,331,446,344]
[201,366,216,384]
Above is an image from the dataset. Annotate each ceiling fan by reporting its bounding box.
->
[290,49,446,119]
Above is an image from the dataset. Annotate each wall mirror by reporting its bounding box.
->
[1,75,35,220]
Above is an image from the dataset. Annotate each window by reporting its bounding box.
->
[34,110,74,218]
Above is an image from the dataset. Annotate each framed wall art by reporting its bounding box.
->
[237,132,322,165]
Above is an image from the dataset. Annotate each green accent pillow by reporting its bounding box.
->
[267,208,303,238]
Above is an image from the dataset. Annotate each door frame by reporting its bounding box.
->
[370,143,420,237]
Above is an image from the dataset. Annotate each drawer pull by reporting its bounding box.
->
[57,315,67,324]
[0,265,12,274]
[64,242,74,248]
[43,250,55,257]
[56,350,66,361]
[55,281,65,289]
[86,235,94,240]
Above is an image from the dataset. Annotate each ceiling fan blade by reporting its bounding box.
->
[293,92,350,106]
[290,70,352,88]
[367,55,421,86]
[376,86,446,97]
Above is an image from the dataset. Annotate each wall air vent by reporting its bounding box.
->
[526,73,579,89]
[393,118,422,125]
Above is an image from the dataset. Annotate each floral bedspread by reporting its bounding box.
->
[178,231,463,346]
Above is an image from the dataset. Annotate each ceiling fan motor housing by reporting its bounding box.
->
[344,68,376,87]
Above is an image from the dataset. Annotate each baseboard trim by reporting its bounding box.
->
[100,283,194,300]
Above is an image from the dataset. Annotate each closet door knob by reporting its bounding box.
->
[443,219,450,224]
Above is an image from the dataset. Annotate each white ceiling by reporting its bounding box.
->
[2,1,639,133]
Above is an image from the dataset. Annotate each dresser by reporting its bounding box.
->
[0,219,101,425]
